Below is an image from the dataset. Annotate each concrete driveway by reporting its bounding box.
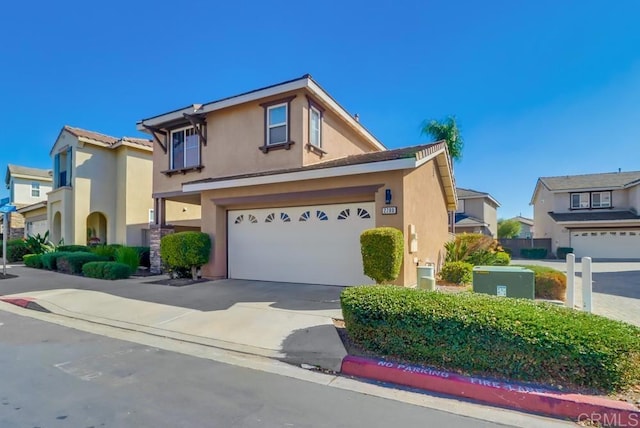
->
[514,259,640,326]
[0,265,347,370]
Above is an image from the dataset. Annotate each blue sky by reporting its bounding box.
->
[1,0,639,218]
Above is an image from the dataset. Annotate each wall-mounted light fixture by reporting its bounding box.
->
[385,189,392,205]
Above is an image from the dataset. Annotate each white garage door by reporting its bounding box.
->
[228,203,375,286]
[26,220,48,237]
[571,230,640,259]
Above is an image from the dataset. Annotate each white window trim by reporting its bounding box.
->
[31,182,40,198]
[148,209,155,224]
[571,192,590,209]
[591,191,611,208]
[267,103,288,146]
[170,125,200,170]
[309,105,322,148]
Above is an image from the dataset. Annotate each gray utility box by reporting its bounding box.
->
[472,266,535,299]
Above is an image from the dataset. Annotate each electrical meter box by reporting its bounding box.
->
[472,266,535,299]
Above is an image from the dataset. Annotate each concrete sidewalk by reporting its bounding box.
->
[0,265,347,371]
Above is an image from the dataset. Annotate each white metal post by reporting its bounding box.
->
[566,253,575,309]
[582,257,592,312]
[2,212,7,276]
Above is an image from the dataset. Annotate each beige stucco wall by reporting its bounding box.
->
[152,89,381,196]
[402,160,450,285]
[630,185,640,212]
[164,200,201,227]
[196,159,449,286]
[552,189,630,213]
[10,177,52,205]
[483,200,498,237]
[122,148,154,246]
[48,187,74,244]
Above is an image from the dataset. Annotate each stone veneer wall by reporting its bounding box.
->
[149,225,175,274]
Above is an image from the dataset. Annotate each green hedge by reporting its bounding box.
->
[82,261,131,280]
[160,232,211,278]
[341,285,640,393]
[130,246,150,268]
[7,240,30,262]
[57,245,91,253]
[89,244,122,260]
[440,261,473,284]
[520,248,548,259]
[512,265,567,301]
[115,246,139,273]
[41,251,72,270]
[23,254,43,269]
[556,247,573,260]
[360,227,404,284]
[493,251,511,265]
[57,252,109,274]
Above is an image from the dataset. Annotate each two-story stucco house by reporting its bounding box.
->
[47,126,159,246]
[531,171,640,259]
[2,164,52,238]
[454,188,500,237]
[137,74,457,286]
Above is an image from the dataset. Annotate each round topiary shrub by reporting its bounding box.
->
[440,261,473,284]
[160,232,211,279]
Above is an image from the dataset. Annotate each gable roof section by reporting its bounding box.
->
[457,187,500,207]
[455,213,488,228]
[136,74,385,152]
[511,215,534,226]
[540,171,640,191]
[183,141,458,210]
[58,126,153,152]
[5,164,52,187]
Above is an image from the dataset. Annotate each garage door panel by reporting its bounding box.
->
[572,230,640,259]
[228,203,375,286]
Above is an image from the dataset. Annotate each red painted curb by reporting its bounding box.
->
[0,297,35,308]
[341,355,640,424]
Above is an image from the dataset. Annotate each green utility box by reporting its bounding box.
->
[472,266,535,299]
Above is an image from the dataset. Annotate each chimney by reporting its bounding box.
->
[618,168,622,173]
[354,113,360,122]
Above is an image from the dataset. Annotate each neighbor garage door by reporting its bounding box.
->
[228,203,375,286]
[571,230,640,259]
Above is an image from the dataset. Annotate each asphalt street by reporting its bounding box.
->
[0,310,516,428]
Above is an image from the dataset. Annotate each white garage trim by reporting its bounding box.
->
[571,229,640,259]
[228,202,375,286]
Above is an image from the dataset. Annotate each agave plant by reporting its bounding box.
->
[24,231,56,255]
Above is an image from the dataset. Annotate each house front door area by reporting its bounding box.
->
[227,202,375,286]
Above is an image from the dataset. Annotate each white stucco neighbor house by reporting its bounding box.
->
[2,164,52,238]
[530,170,640,259]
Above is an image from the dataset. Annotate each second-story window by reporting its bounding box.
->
[54,147,72,188]
[592,191,611,208]
[31,182,40,197]
[309,106,322,148]
[267,104,287,146]
[571,192,590,209]
[171,126,200,169]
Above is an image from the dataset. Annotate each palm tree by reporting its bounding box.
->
[420,116,463,162]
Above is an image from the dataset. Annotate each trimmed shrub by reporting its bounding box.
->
[520,248,548,259]
[41,251,72,270]
[160,232,211,279]
[512,265,567,301]
[23,254,43,269]
[89,244,121,260]
[82,261,132,280]
[6,240,30,262]
[57,252,109,274]
[360,227,404,284]
[82,261,106,279]
[115,246,139,274]
[58,245,91,253]
[556,247,573,260]
[103,262,132,280]
[493,251,511,266]
[341,285,640,393]
[440,261,473,284]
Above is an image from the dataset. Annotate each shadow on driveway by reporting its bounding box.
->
[0,266,344,313]
[575,270,640,300]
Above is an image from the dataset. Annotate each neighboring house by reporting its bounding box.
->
[531,171,640,259]
[47,126,158,246]
[137,74,457,286]
[2,164,52,239]
[454,188,500,237]
[510,215,534,239]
